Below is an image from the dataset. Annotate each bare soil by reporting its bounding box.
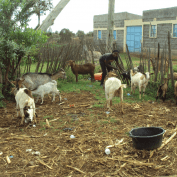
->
[0,91,177,177]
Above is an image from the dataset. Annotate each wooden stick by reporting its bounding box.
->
[53,146,60,152]
[107,157,154,166]
[6,156,11,164]
[28,165,39,168]
[150,131,176,158]
[38,159,53,169]
[46,119,51,128]
[66,165,85,174]
[158,132,176,151]
[58,102,65,105]
[5,137,30,141]
[49,118,60,123]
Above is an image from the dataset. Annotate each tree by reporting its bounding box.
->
[86,31,93,37]
[33,0,53,29]
[0,0,48,99]
[59,28,75,43]
[76,30,85,38]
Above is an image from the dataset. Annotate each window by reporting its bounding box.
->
[173,24,177,37]
[113,30,116,40]
[98,30,102,39]
[150,25,156,37]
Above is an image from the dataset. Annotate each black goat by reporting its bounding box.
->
[121,70,131,85]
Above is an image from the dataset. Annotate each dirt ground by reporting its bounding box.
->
[0,91,177,177]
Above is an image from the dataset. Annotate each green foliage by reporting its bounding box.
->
[86,31,93,37]
[0,0,50,101]
[76,30,85,38]
[59,28,75,42]
[10,28,48,48]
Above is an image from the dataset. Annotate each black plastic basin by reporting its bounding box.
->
[129,127,165,150]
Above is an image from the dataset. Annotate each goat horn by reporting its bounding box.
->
[7,78,15,87]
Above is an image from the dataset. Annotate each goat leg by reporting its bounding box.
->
[139,86,142,99]
[143,87,146,97]
[121,102,124,114]
[21,115,24,125]
[76,74,78,83]
[162,91,166,102]
[110,100,112,106]
[41,96,44,104]
[35,96,39,103]
[58,91,61,103]
[52,93,55,102]
[106,100,109,109]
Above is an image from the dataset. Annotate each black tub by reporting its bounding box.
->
[129,127,165,150]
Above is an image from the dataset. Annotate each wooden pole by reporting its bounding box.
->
[160,49,164,84]
[126,44,133,69]
[168,31,174,89]
[155,43,160,82]
[37,0,70,32]
[106,0,115,53]
[148,48,150,73]
[164,43,167,75]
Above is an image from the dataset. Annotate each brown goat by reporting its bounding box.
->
[67,60,95,83]
[156,78,169,102]
[174,81,177,105]
[168,72,177,80]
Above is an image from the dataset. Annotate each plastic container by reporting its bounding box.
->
[129,127,165,150]
[94,73,102,81]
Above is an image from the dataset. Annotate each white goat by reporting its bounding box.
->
[15,88,36,125]
[130,70,152,99]
[32,80,61,104]
[105,77,127,112]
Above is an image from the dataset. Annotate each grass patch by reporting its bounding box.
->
[43,115,53,119]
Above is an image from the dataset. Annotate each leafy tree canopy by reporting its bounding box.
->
[59,28,75,42]
[76,30,85,38]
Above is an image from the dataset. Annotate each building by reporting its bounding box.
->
[93,6,177,55]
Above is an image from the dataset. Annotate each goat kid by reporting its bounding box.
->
[105,77,126,113]
[9,78,37,124]
[67,60,95,83]
[32,80,61,104]
[15,88,36,125]
[130,70,153,99]
[121,65,142,85]
[156,78,169,102]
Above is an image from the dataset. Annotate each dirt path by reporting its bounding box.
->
[0,91,177,176]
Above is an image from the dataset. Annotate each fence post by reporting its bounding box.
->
[160,49,164,84]
[154,43,160,82]
[164,44,167,75]
[168,31,174,89]
[126,44,133,69]
[148,48,150,73]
